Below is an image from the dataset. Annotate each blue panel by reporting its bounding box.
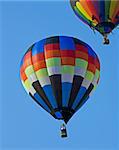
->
[104,26,110,33]
[32,39,46,56]
[59,36,75,50]
[55,111,63,119]
[99,1,105,22]
[62,83,72,107]
[72,86,87,109]
[92,1,99,11]
[43,85,57,109]
[88,48,96,58]
[34,93,51,113]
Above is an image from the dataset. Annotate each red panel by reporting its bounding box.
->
[86,0,100,22]
[95,58,100,70]
[60,50,75,57]
[87,63,96,74]
[113,11,119,25]
[44,43,60,51]
[88,55,95,64]
[32,53,45,63]
[75,44,88,53]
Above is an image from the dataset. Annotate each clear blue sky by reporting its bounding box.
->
[0,0,119,150]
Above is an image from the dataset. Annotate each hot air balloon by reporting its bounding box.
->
[70,0,119,44]
[20,36,100,138]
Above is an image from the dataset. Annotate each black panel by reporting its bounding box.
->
[49,75,62,109]
[68,75,84,108]
[32,81,54,112]
[75,83,94,111]
[45,36,59,44]
[73,37,85,45]
[61,107,75,124]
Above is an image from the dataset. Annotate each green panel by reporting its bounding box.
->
[105,0,111,21]
[36,68,48,79]
[95,69,100,80]
[94,84,97,91]
[46,58,61,67]
[25,65,34,76]
[76,58,88,69]
[61,65,74,74]
[98,26,105,34]
[85,71,94,81]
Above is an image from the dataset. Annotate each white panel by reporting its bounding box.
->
[62,74,73,83]
[39,77,51,87]
[92,75,98,86]
[29,86,36,95]
[74,67,86,77]
[81,78,91,89]
[28,73,37,83]
[47,66,61,76]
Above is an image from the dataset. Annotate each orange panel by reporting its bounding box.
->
[75,51,88,61]
[23,51,31,61]
[23,58,32,68]
[20,65,24,73]
[32,53,45,63]
[61,57,75,65]
[33,60,46,71]
[45,50,60,59]
[20,71,27,81]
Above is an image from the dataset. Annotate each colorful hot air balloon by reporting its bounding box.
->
[20,36,100,137]
[70,0,119,44]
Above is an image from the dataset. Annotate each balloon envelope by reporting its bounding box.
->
[20,36,100,123]
[70,0,119,36]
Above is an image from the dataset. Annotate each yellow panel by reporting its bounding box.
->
[76,2,97,26]
[24,79,31,90]
[109,0,118,18]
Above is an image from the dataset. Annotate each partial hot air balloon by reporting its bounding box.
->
[70,0,119,44]
[20,36,100,138]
